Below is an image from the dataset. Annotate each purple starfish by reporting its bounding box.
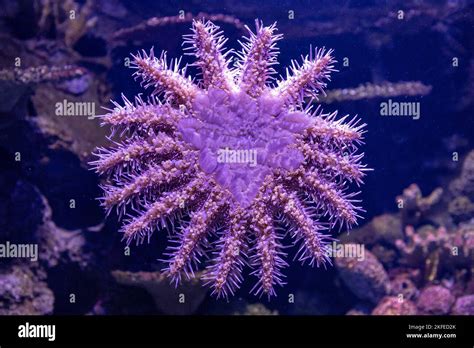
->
[92,19,368,298]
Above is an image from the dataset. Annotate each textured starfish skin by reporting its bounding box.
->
[91,19,368,298]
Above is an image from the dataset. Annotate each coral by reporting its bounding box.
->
[335,247,389,303]
[0,65,86,85]
[371,296,417,315]
[396,223,474,281]
[395,225,449,269]
[111,270,207,315]
[396,184,443,226]
[0,264,54,315]
[93,19,367,298]
[113,12,244,42]
[416,285,455,315]
[319,81,432,104]
[451,295,474,315]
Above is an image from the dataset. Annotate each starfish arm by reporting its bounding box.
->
[101,95,181,133]
[271,184,331,266]
[305,112,366,145]
[183,20,235,91]
[299,142,367,185]
[203,208,248,298]
[295,169,362,227]
[236,20,282,97]
[132,49,198,108]
[249,200,287,297]
[90,133,183,175]
[121,176,209,243]
[163,188,228,284]
[275,47,336,105]
[101,159,195,210]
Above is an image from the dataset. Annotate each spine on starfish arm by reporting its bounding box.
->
[131,48,198,108]
[275,47,336,106]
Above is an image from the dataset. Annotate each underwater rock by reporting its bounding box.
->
[0,80,30,113]
[55,74,92,96]
[335,247,390,304]
[448,195,474,223]
[389,274,419,301]
[235,303,278,315]
[6,180,48,242]
[370,244,398,268]
[370,214,404,245]
[340,213,402,247]
[37,0,98,49]
[451,295,474,315]
[450,151,474,199]
[38,225,91,270]
[371,296,417,315]
[346,303,372,315]
[0,264,54,315]
[1,179,101,314]
[416,285,455,315]
[30,80,111,161]
[13,181,93,269]
[284,289,344,315]
[111,270,208,315]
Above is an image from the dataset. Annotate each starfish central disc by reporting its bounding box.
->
[178,87,309,206]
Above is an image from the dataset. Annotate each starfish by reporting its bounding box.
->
[92,19,368,298]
